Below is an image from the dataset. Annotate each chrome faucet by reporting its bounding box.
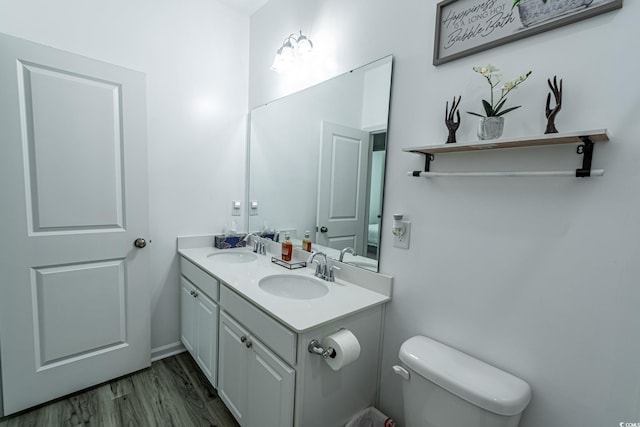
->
[339,247,357,262]
[307,252,327,278]
[243,232,266,255]
[307,252,340,282]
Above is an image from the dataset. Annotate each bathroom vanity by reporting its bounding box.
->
[177,236,392,427]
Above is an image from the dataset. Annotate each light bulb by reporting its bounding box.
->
[271,47,291,72]
[296,34,313,56]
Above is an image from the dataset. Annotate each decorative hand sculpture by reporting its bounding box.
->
[445,96,462,144]
[545,76,562,134]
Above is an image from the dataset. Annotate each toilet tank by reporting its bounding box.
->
[397,336,531,427]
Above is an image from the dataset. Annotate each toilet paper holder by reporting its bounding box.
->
[308,339,336,359]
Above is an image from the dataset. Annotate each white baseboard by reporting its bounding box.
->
[151,341,186,362]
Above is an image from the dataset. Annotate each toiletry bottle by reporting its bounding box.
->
[282,232,293,262]
[302,231,312,252]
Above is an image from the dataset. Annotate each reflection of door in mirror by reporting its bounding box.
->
[317,126,387,261]
[316,122,371,254]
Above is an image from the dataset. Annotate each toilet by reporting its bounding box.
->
[393,336,531,427]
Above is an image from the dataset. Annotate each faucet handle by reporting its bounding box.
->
[312,259,323,276]
[328,265,341,282]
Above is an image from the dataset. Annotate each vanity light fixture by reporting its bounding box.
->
[271,30,314,73]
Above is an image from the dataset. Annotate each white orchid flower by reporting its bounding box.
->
[469,65,532,118]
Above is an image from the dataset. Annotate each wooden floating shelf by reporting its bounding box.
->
[403,129,610,155]
[405,129,610,178]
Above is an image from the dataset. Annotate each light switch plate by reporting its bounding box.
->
[231,200,241,216]
[393,221,411,249]
[249,200,259,216]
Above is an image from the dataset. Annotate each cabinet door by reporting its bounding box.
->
[180,277,196,354]
[195,291,219,388]
[218,311,249,425]
[246,338,295,427]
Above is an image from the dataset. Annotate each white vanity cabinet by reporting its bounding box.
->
[219,284,296,426]
[218,282,383,427]
[219,310,295,427]
[177,245,391,427]
[179,257,220,388]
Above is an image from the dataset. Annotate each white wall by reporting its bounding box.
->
[250,1,640,426]
[0,0,250,353]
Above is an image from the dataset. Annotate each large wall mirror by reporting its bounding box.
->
[248,55,392,271]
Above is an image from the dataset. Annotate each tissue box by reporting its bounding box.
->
[214,234,247,249]
[262,231,277,241]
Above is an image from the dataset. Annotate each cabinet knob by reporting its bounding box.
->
[240,335,247,343]
[245,340,253,349]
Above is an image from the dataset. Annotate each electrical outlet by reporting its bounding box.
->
[393,221,411,249]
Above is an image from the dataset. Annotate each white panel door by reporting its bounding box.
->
[317,121,371,254]
[0,33,150,415]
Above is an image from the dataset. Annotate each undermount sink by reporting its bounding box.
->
[207,251,258,263]
[259,274,329,300]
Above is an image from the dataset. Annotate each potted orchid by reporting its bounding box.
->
[468,65,532,140]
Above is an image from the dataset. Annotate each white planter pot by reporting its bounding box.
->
[477,117,504,140]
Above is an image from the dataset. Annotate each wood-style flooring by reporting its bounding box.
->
[0,352,239,427]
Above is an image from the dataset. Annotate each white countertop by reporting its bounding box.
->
[178,245,392,333]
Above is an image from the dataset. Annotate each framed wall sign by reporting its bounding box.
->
[433,0,623,65]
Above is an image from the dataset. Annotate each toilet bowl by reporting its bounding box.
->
[393,336,531,427]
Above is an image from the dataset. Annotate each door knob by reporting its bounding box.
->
[133,238,147,248]
[320,226,328,233]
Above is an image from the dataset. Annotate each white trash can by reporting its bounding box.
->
[345,407,396,427]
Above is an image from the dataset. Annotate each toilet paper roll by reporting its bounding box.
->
[321,329,361,371]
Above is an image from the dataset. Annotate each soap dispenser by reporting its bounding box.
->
[302,230,312,252]
[282,232,293,262]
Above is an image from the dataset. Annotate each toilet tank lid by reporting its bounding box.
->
[399,336,531,416]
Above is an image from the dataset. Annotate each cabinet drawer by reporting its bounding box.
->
[180,257,219,301]
[221,285,297,366]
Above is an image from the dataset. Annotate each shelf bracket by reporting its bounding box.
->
[576,136,595,177]
[412,153,435,176]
